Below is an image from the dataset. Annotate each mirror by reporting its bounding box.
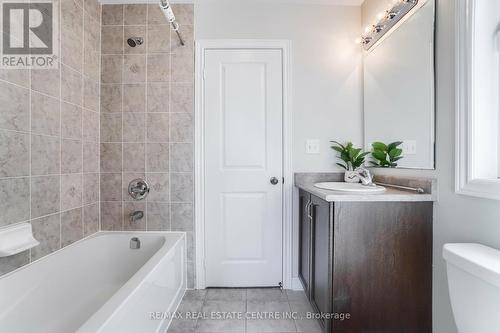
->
[363,0,435,169]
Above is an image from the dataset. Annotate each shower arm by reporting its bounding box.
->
[159,0,185,46]
[171,22,185,47]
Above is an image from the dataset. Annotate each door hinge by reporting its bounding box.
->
[278,281,283,290]
[202,68,206,80]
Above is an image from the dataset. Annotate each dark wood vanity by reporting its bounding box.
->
[298,186,433,333]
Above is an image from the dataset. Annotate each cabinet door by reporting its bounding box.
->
[332,202,432,333]
[310,195,332,332]
[298,190,311,295]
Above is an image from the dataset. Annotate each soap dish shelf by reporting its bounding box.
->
[0,223,39,257]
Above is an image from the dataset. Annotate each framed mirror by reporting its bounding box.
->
[363,0,436,169]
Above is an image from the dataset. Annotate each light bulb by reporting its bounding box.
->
[364,26,371,34]
[377,12,385,20]
[387,10,398,19]
[355,38,362,44]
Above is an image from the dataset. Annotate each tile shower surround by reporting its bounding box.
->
[0,0,102,275]
[99,4,195,286]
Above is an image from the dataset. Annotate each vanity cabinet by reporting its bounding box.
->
[299,190,312,294]
[299,190,333,332]
[298,189,432,333]
[310,194,332,330]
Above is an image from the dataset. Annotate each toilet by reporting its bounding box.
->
[443,243,500,333]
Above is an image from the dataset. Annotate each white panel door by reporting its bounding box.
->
[204,49,283,287]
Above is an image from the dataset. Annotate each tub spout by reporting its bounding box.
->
[130,237,141,249]
[129,210,144,223]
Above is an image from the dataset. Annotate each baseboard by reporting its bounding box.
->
[291,277,304,291]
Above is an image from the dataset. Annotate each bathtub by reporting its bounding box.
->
[0,231,186,333]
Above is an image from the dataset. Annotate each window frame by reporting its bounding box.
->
[455,0,500,200]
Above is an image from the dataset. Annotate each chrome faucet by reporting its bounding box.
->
[129,211,144,223]
[355,167,374,186]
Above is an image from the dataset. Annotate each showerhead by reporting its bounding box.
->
[127,37,143,48]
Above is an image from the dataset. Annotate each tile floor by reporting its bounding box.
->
[167,288,323,333]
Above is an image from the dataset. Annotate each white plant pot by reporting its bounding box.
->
[344,170,360,183]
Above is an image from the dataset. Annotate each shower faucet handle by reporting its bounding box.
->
[128,179,150,200]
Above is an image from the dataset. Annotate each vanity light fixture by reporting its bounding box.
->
[359,0,419,51]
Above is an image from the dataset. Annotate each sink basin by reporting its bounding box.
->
[314,182,386,194]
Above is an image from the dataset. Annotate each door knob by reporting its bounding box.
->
[270,177,279,185]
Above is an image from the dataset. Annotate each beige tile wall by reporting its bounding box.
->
[0,0,101,275]
[99,4,194,287]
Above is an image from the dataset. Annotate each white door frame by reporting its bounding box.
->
[195,39,293,289]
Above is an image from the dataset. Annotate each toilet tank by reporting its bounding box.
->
[443,243,500,333]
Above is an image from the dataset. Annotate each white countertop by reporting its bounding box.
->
[296,182,436,202]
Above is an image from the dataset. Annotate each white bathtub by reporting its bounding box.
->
[0,231,186,333]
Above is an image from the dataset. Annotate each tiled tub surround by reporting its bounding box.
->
[99,4,195,286]
[0,0,101,275]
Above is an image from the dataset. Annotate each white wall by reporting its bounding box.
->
[195,1,363,172]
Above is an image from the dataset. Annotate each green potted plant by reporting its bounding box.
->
[370,141,404,168]
[330,141,370,183]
